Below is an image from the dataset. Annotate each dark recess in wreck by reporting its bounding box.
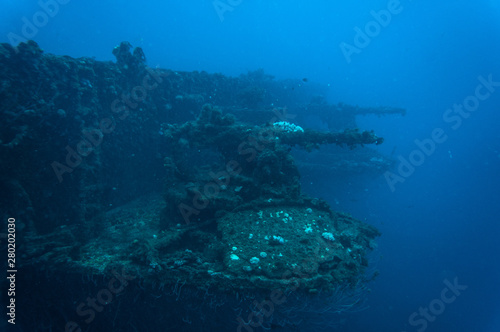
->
[0,41,403,331]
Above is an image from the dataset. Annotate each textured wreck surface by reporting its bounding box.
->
[1,41,399,331]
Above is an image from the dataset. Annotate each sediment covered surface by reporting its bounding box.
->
[0,41,394,331]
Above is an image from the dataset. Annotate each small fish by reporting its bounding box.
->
[302,78,308,82]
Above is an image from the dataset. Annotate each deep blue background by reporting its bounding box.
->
[2,1,500,331]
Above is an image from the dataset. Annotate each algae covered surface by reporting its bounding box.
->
[1,41,398,331]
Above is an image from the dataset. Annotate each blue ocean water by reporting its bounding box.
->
[1,0,500,331]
